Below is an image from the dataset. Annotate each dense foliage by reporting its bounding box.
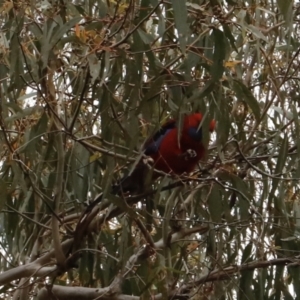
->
[0,0,299,299]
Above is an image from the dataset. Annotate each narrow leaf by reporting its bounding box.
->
[208,184,223,223]
[232,80,261,121]
[171,0,188,52]
[0,179,7,211]
[277,0,293,23]
[211,28,226,81]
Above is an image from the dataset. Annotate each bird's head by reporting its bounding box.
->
[184,113,215,141]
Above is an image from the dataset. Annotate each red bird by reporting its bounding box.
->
[114,113,215,194]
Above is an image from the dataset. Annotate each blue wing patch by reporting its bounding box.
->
[144,120,176,155]
[188,127,203,141]
[144,129,172,155]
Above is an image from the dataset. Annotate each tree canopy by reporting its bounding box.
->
[0,0,299,299]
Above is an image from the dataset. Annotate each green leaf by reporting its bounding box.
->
[156,7,166,36]
[139,0,151,20]
[4,106,42,123]
[239,269,255,300]
[289,267,300,297]
[163,188,180,245]
[246,24,268,42]
[211,28,226,81]
[223,23,237,52]
[87,53,101,84]
[208,184,223,223]
[191,80,216,101]
[215,95,231,146]
[179,50,200,74]
[49,16,82,49]
[137,28,154,45]
[171,0,188,52]
[232,80,261,120]
[274,133,288,176]
[232,175,251,221]
[41,16,81,69]
[70,3,86,15]
[0,179,7,211]
[291,104,300,177]
[241,243,253,263]
[277,0,293,23]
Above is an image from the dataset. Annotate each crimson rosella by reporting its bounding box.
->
[114,113,215,194]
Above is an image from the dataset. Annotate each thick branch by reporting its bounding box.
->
[36,285,140,300]
[172,256,300,297]
[0,239,73,286]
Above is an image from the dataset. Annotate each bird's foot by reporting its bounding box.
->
[142,156,155,170]
[181,149,197,160]
[142,156,154,165]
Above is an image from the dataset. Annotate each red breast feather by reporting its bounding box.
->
[150,113,214,175]
[113,113,215,194]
